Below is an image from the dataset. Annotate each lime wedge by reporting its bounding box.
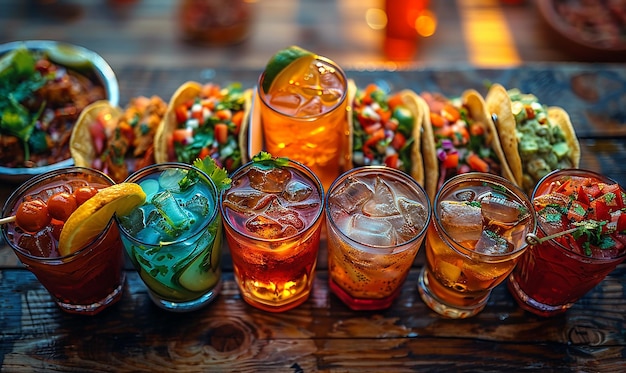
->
[46,44,93,70]
[261,45,315,93]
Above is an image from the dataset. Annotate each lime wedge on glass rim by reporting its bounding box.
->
[261,45,316,93]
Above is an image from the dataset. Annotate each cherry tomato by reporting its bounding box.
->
[47,192,77,222]
[15,199,51,233]
[73,186,98,205]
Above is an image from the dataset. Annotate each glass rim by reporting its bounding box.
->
[531,168,626,262]
[325,165,432,252]
[116,162,220,246]
[220,157,325,242]
[433,172,537,260]
[1,166,117,261]
[256,54,349,120]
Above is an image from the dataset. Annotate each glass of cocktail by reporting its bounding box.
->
[325,166,431,310]
[1,167,127,315]
[418,173,536,318]
[508,169,626,317]
[117,162,223,312]
[220,153,324,312]
[257,46,350,190]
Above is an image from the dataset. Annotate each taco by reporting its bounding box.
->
[347,82,432,192]
[485,84,581,193]
[154,81,252,173]
[419,89,516,200]
[70,95,167,182]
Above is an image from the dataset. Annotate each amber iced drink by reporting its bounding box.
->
[1,167,127,315]
[257,46,349,190]
[220,154,324,312]
[508,169,626,317]
[325,166,430,310]
[418,173,536,318]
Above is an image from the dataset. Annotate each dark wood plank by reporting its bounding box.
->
[1,267,624,372]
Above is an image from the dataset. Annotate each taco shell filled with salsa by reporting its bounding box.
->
[419,89,516,200]
[70,96,167,182]
[347,82,433,194]
[486,83,580,193]
[154,81,252,173]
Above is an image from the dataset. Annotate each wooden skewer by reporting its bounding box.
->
[0,216,16,225]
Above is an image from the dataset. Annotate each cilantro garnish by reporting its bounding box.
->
[251,151,289,169]
[178,157,232,192]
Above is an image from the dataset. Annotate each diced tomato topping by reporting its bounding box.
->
[384,153,399,168]
[175,104,188,124]
[617,213,626,232]
[172,128,193,144]
[442,152,459,169]
[391,132,406,150]
[430,112,445,127]
[466,153,489,173]
[214,123,229,144]
[469,122,484,136]
[387,93,404,110]
[591,199,610,222]
[231,110,244,135]
[442,103,460,122]
[576,185,590,205]
[198,147,212,159]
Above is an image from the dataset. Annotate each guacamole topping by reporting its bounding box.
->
[508,89,573,191]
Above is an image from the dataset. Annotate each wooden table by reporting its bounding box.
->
[1,65,626,372]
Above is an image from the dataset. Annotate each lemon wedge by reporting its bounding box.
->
[261,45,315,93]
[58,183,146,256]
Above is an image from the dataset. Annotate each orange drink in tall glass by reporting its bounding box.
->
[257,46,349,190]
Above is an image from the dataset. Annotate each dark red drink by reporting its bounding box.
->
[508,169,626,317]
[2,167,125,315]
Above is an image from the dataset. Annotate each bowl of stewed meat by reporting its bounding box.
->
[0,40,119,182]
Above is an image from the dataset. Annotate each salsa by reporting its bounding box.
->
[421,92,502,188]
[533,173,626,258]
[352,84,415,171]
[169,83,246,173]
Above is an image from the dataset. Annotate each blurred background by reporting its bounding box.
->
[2,0,624,73]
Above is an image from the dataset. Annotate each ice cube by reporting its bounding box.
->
[454,189,476,202]
[283,180,313,202]
[480,194,529,228]
[245,215,283,239]
[440,200,482,243]
[136,225,165,245]
[152,190,190,229]
[223,189,275,213]
[329,176,374,214]
[247,167,292,193]
[158,168,186,191]
[346,214,395,247]
[397,197,427,229]
[474,229,514,255]
[118,206,147,236]
[139,179,160,202]
[185,194,211,218]
[264,198,305,230]
[362,177,400,217]
[18,230,54,258]
[269,91,302,113]
[296,96,323,117]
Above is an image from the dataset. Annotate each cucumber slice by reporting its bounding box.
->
[178,251,220,292]
[138,269,194,301]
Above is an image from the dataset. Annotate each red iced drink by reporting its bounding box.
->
[508,169,626,317]
[2,167,125,315]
